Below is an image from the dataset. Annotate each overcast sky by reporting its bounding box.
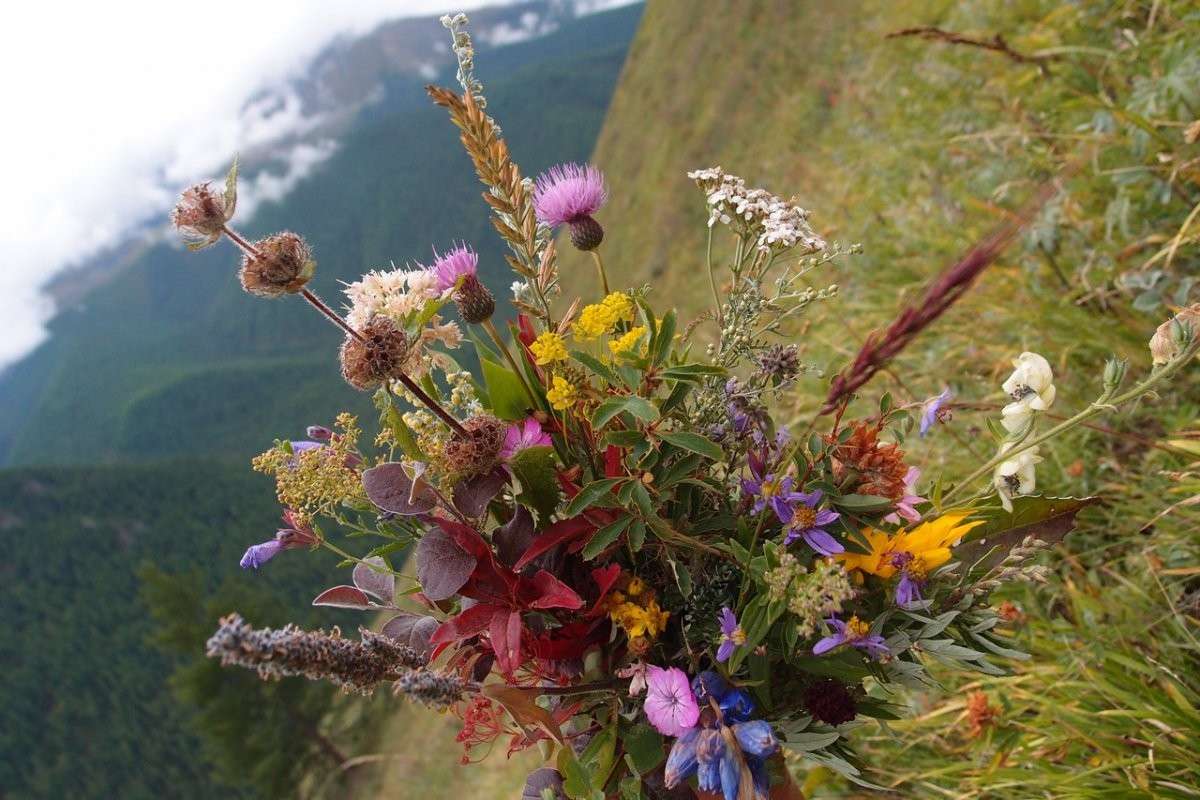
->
[0,1,509,368]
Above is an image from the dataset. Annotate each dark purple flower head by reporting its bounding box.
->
[533,163,607,227]
[715,607,745,663]
[920,387,954,437]
[431,243,479,292]
[781,489,843,555]
[813,615,889,659]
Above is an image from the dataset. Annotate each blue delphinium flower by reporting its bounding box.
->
[664,671,780,800]
[780,489,843,555]
[919,388,953,437]
[716,607,746,663]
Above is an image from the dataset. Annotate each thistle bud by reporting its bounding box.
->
[568,215,604,251]
[239,232,316,297]
[339,315,410,391]
[1149,304,1200,365]
[454,273,495,324]
[441,414,506,477]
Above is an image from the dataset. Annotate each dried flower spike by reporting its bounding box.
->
[533,163,608,251]
[340,315,410,390]
[239,231,316,298]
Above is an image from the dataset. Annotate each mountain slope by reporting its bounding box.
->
[0,3,643,468]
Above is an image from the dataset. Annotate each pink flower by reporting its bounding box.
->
[500,417,552,461]
[533,163,607,227]
[884,466,926,524]
[617,661,649,696]
[431,243,478,292]
[643,666,700,737]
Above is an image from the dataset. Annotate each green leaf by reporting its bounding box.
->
[655,431,723,461]
[783,730,841,751]
[578,723,618,789]
[954,495,1100,569]
[604,429,646,449]
[375,390,424,460]
[571,350,623,385]
[582,517,631,560]
[563,478,624,517]
[509,446,560,522]
[660,363,727,382]
[651,310,676,365]
[831,494,894,512]
[660,380,692,413]
[627,519,647,552]
[557,749,601,800]
[622,723,665,774]
[656,453,702,489]
[618,776,645,800]
[592,396,660,429]
[629,481,655,519]
[666,555,692,597]
[480,356,528,420]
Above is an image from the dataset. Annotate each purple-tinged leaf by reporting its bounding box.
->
[362,462,436,515]
[352,556,395,604]
[312,585,373,609]
[453,466,509,518]
[955,495,1100,569]
[522,768,566,800]
[494,505,536,568]
[381,612,440,658]
[416,526,477,601]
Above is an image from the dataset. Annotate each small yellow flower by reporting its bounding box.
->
[625,577,646,597]
[609,325,647,357]
[546,375,578,411]
[574,292,635,340]
[602,291,634,322]
[530,331,568,365]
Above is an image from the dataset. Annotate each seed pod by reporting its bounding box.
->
[568,215,604,251]
[454,273,496,324]
[239,232,316,297]
[340,315,410,390]
[442,414,506,477]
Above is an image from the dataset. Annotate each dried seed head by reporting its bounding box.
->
[442,414,506,477]
[454,273,495,324]
[171,183,230,245]
[340,315,410,391]
[568,215,604,251]
[239,232,316,297]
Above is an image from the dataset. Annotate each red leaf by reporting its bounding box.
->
[430,516,492,560]
[527,620,607,660]
[516,314,536,347]
[604,445,623,478]
[429,603,501,647]
[490,609,523,677]
[311,585,373,609]
[513,515,595,571]
[587,564,622,617]
[416,526,477,602]
[525,569,584,610]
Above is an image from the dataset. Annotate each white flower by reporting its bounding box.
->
[993,443,1042,512]
[1001,352,1055,431]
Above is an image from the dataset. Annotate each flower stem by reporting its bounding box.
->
[220,224,262,259]
[300,288,366,342]
[707,225,723,327]
[482,318,540,411]
[589,249,611,296]
[396,375,469,438]
[942,339,1200,504]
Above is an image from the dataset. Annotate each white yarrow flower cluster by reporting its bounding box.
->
[342,267,449,330]
[687,166,826,253]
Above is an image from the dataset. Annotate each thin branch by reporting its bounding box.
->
[886,26,1057,70]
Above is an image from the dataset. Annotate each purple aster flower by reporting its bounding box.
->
[430,243,479,292]
[884,466,926,524]
[889,551,926,605]
[781,490,843,555]
[715,607,746,663]
[741,456,804,523]
[533,163,607,227]
[813,615,889,659]
[919,387,954,437]
[644,666,700,737]
[499,417,552,461]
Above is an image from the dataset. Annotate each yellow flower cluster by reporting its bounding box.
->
[575,292,634,339]
[546,375,578,411]
[607,577,670,640]
[530,331,568,365]
[608,325,647,358]
[252,413,364,522]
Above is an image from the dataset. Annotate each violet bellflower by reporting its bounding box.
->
[240,511,317,570]
[663,671,780,800]
[813,615,889,659]
[780,489,843,555]
[919,387,953,437]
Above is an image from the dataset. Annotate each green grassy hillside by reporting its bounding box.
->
[0,4,643,468]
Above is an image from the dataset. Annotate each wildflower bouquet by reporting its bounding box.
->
[174,15,1200,800]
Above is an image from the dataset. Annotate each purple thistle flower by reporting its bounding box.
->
[781,489,843,555]
[499,417,552,461]
[715,607,746,663]
[431,243,479,292]
[919,387,954,437]
[813,615,889,659]
[533,163,607,227]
